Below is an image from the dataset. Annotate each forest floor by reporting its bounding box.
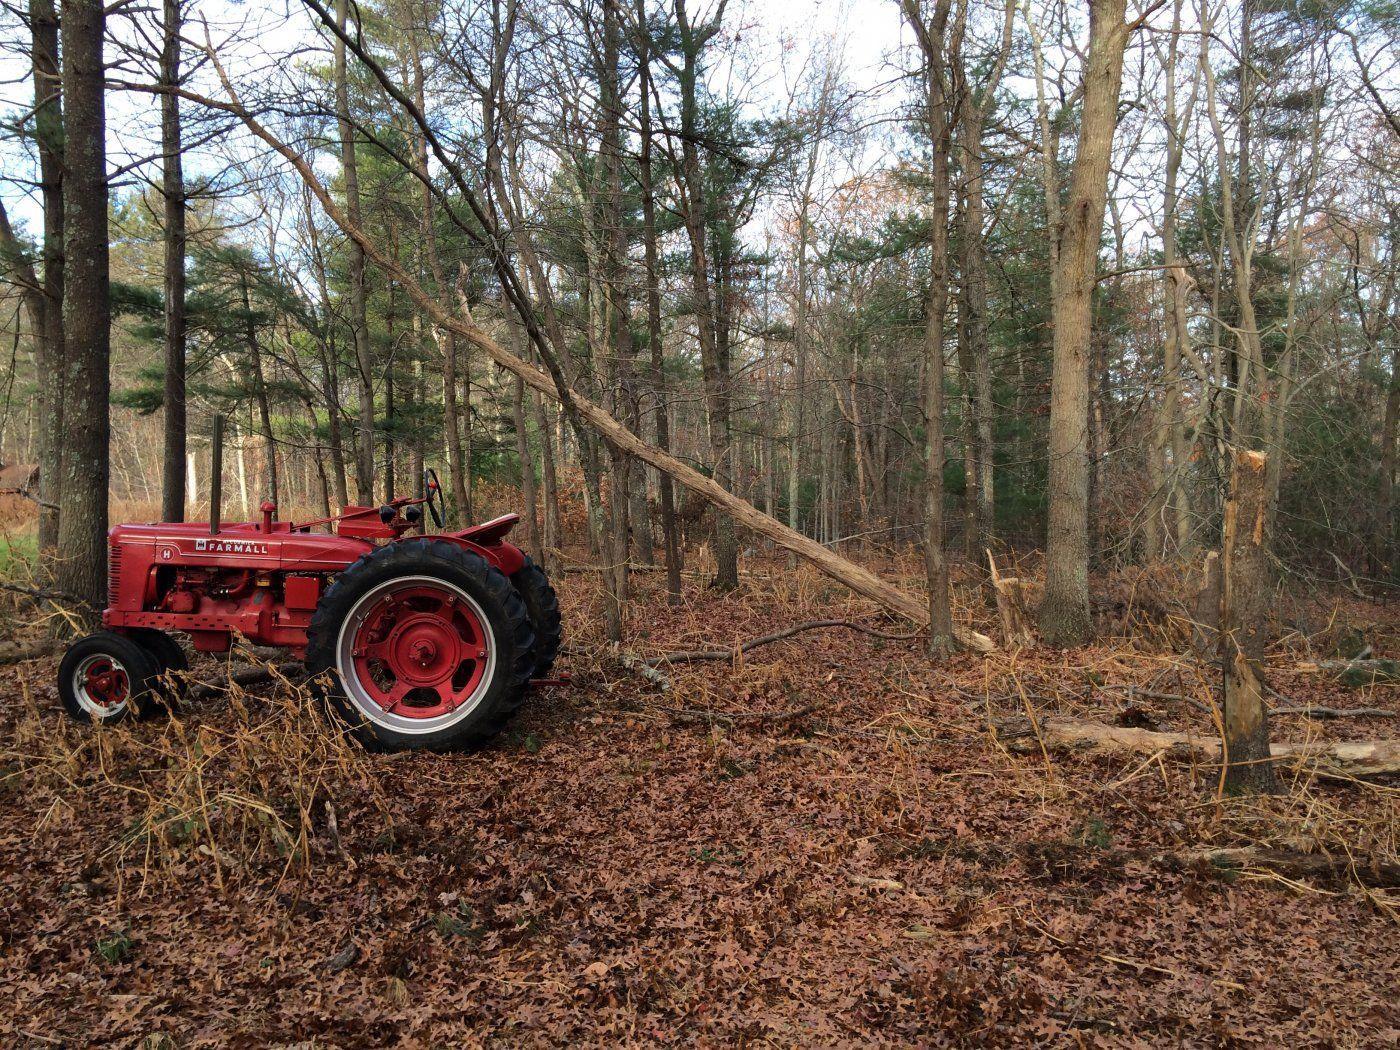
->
[0,547,1397,1046]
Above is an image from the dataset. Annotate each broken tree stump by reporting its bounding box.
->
[1221,450,1279,794]
[987,551,1036,648]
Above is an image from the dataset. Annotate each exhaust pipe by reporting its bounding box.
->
[210,413,224,536]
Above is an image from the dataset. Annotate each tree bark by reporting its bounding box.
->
[512,372,538,558]
[55,0,109,620]
[675,0,738,592]
[533,388,560,570]
[1220,449,1279,794]
[239,268,279,505]
[335,0,374,504]
[902,0,957,652]
[30,0,64,555]
[635,3,683,601]
[160,0,187,522]
[1038,0,1130,647]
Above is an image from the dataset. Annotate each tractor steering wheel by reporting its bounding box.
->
[423,467,445,529]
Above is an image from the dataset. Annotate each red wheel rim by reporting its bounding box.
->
[346,582,492,722]
[76,655,130,711]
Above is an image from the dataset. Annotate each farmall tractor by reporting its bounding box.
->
[56,421,561,751]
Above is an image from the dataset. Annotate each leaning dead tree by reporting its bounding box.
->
[171,50,995,653]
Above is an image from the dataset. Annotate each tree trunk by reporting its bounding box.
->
[533,388,560,571]
[1038,0,1130,647]
[55,0,109,620]
[902,0,957,652]
[335,0,373,503]
[635,3,682,601]
[1382,343,1399,574]
[512,373,538,559]
[1220,449,1279,794]
[31,0,64,555]
[953,2,1009,558]
[160,0,186,522]
[240,269,278,505]
[676,0,738,592]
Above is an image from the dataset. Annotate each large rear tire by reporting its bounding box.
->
[511,556,562,676]
[305,539,535,751]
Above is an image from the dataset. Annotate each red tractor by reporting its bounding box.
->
[57,429,561,752]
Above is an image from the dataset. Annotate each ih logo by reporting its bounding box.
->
[192,537,272,556]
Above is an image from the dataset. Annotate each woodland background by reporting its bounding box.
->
[0,0,1399,1043]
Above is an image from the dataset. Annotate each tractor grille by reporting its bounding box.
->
[107,542,121,606]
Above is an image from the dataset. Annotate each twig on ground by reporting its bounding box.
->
[654,703,824,726]
[644,619,921,667]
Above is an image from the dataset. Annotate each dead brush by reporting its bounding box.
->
[8,647,388,899]
[1203,772,1400,916]
[118,655,387,894]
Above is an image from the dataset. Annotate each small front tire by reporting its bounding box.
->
[58,632,164,725]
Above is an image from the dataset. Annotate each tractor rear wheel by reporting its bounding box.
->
[58,631,165,724]
[511,556,562,677]
[305,539,535,751]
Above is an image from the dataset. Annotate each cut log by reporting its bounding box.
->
[998,716,1400,779]
[188,56,996,653]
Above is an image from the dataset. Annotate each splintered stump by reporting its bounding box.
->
[1221,450,1279,795]
[987,552,1036,648]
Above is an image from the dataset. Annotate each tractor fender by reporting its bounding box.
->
[429,534,526,578]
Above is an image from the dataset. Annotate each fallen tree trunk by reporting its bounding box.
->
[999,717,1400,779]
[180,52,995,654]
[1197,847,1400,888]
[1296,659,1400,686]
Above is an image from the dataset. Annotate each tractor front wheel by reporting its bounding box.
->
[305,540,535,751]
[58,631,165,724]
[128,628,189,702]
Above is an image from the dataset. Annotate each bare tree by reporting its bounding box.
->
[55,0,110,618]
[160,0,188,521]
[1038,0,1133,647]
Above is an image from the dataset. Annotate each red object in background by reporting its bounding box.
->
[103,504,527,657]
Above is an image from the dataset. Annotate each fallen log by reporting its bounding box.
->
[1270,705,1396,720]
[1196,847,1400,888]
[1296,659,1400,686]
[183,50,997,654]
[0,637,60,665]
[188,662,306,702]
[997,717,1400,779]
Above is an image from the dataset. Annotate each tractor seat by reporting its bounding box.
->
[457,513,520,545]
